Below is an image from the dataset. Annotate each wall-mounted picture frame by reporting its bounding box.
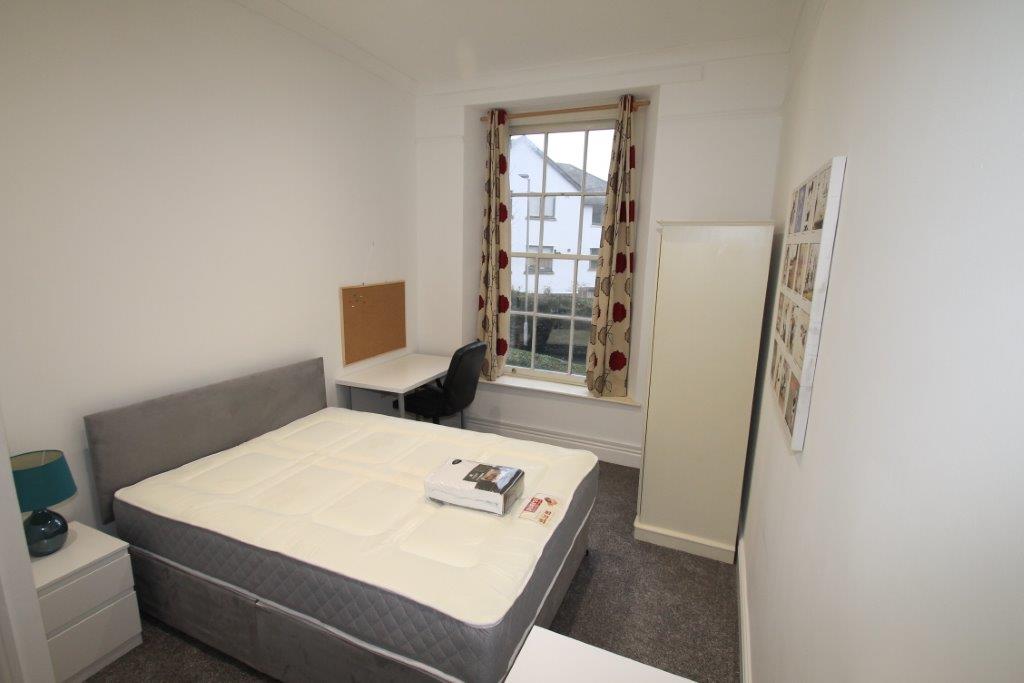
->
[770,156,846,451]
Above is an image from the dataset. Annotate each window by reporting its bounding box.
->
[526,245,555,274]
[528,196,556,218]
[507,126,614,382]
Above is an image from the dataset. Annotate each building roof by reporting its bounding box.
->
[555,162,606,194]
[515,136,607,195]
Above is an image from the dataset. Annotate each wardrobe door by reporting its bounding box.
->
[636,224,771,562]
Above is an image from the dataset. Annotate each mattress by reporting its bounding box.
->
[114,407,598,682]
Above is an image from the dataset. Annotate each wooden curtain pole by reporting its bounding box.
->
[479,100,650,123]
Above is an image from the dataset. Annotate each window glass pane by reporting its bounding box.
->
[537,260,575,315]
[571,320,591,375]
[527,196,556,218]
[536,194,581,254]
[588,198,605,226]
[543,131,585,193]
[583,205,604,260]
[510,257,535,312]
[508,314,533,369]
[509,134,546,190]
[574,261,597,316]
[533,317,571,373]
[584,128,614,193]
[525,247,555,275]
[510,196,537,253]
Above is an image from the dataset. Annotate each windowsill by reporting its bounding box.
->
[480,374,642,407]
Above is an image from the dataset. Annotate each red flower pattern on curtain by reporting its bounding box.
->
[586,95,638,397]
[477,109,511,380]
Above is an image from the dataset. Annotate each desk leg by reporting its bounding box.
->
[338,385,353,409]
[397,393,406,419]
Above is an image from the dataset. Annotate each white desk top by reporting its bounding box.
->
[334,353,450,394]
[508,627,691,682]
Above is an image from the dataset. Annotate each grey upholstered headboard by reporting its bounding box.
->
[85,357,327,523]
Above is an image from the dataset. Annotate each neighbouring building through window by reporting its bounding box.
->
[507,126,613,381]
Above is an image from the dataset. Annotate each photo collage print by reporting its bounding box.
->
[769,157,844,449]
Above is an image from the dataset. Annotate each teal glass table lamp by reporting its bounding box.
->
[10,450,77,556]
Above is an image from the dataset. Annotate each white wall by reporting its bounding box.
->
[0,405,54,682]
[0,0,415,527]
[741,1,1024,679]
[415,51,786,462]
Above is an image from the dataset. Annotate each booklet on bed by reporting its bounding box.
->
[424,459,525,515]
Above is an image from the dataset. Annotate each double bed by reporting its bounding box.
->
[85,358,597,682]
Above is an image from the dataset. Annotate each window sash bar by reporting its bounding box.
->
[509,311,593,323]
[507,365,587,386]
[529,133,548,370]
[513,191,605,198]
[566,129,590,375]
[510,252,597,260]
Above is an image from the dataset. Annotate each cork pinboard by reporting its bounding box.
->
[339,281,406,365]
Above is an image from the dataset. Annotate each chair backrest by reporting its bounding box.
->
[442,341,488,412]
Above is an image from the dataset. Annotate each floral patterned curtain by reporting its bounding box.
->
[477,109,511,380]
[586,95,637,397]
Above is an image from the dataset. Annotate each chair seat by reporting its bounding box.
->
[395,384,450,419]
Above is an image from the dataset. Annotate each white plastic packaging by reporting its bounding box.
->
[424,459,525,515]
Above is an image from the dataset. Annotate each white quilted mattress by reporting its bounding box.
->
[115,407,597,626]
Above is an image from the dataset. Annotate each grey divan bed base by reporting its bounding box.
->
[84,358,594,682]
[127,515,590,683]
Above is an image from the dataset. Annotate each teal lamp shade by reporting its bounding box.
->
[10,450,76,556]
[11,450,77,512]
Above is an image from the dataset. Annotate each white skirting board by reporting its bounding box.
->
[632,519,736,563]
[737,537,753,683]
[464,416,641,469]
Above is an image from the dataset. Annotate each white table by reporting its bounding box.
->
[335,353,450,418]
[507,627,691,683]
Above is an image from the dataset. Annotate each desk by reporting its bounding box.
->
[507,627,690,682]
[335,353,450,418]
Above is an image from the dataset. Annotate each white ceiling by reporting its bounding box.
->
[274,0,805,86]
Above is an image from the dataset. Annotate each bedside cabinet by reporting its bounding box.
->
[31,522,142,682]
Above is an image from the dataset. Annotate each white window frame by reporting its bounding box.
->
[507,119,615,385]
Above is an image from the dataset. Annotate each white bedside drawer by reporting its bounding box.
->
[32,523,142,681]
[39,553,133,636]
[47,590,141,682]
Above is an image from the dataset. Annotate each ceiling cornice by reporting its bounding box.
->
[415,34,791,98]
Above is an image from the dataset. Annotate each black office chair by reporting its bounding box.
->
[394,341,487,427]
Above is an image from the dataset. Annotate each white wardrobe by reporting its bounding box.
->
[635,222,772,563]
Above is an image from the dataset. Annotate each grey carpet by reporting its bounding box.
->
[89,463,739,682]
[549,463,740,682]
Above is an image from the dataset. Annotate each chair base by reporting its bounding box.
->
[399,408,466,429]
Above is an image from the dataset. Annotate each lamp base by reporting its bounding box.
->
[24,509,69,557]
